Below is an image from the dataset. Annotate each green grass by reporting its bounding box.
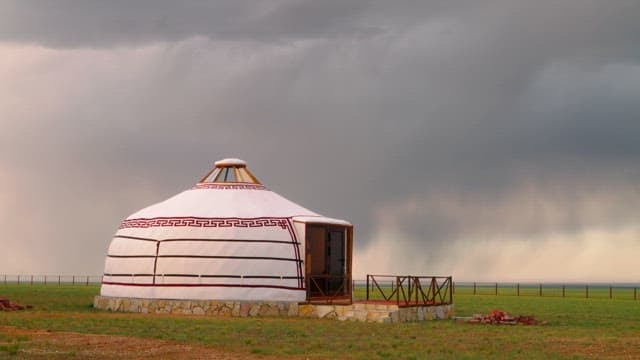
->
[1,284,640,359]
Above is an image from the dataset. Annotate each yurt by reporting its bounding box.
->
[101,158,353,303]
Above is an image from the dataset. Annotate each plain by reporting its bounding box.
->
[1,284,639,359]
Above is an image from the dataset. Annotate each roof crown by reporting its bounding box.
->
[199,158,261,184]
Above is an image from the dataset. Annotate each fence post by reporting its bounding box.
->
[495,282,498,296]
[58,275,61,286]
[609,286,612,299]
[365,275,369,301]
[30,275,33,285]
[45,275,47,285]
[473,282,476,295]
[539,283,542,297]
[17,275,20,285]
[635,287,637,301]
[449,277,453,304]
[562,284,565,298]
[3,274,5,285]
[517,283,520,296]
[72,275,75,285]
[586,284,589,298]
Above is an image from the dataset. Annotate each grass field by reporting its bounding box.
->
[1,284,639,359]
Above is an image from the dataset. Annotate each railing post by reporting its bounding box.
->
[449,277,453,305]
[473,282,476,295]
[366,275,369,301]
[396,276,400,305]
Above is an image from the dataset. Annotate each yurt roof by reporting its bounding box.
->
[125,158,351,226]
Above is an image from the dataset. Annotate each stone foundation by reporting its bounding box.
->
[93,296,454,323]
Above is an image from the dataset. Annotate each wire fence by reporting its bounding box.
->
[2,276,639,301]
[351,280,639,301]
[452,282,639,300]
[1,274,102,286]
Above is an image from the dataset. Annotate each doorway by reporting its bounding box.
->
[305,224,352,301]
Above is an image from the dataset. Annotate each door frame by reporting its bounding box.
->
[304,223,353,303]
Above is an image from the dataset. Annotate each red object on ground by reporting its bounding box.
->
[467,309,541,325]
[0,297,32,311]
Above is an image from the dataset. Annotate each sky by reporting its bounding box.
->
[1,0,639,282]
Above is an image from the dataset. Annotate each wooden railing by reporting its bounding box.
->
[307,274,352,303]
[365,275,453,307]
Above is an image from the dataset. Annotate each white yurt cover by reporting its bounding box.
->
[101,158,350,301]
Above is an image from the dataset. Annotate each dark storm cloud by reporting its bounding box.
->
[1,1,639,277]
[0,0,380,47]
[2,1,640,54]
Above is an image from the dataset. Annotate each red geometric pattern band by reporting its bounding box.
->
[119,216,289,229]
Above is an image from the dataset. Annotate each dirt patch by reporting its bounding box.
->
[0,326,286,359]
[547,336,640,360]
